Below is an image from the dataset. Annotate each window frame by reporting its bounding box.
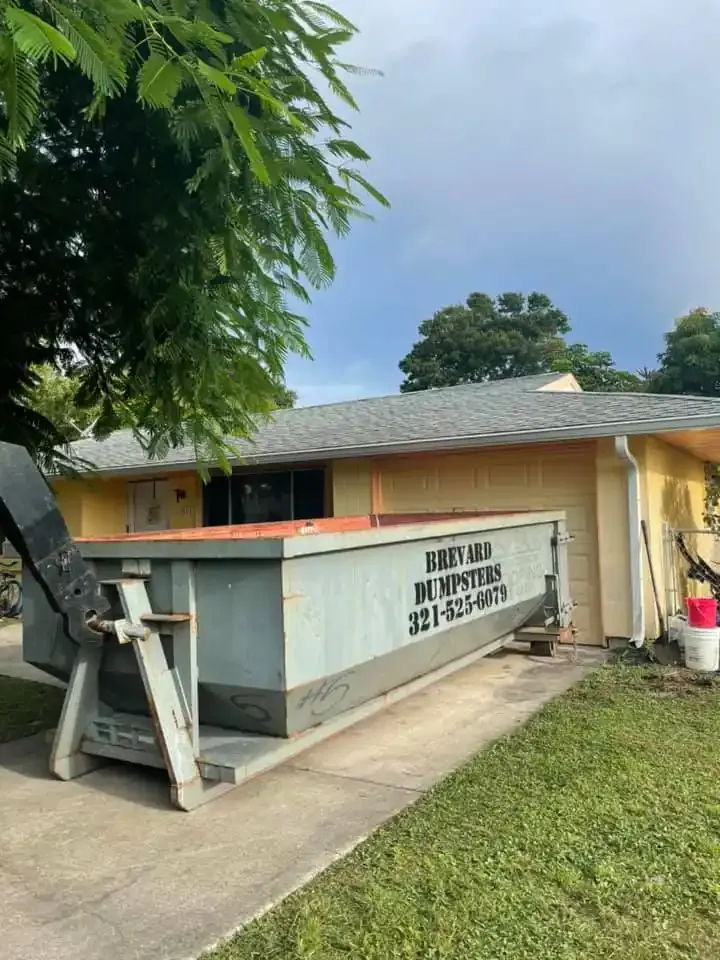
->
[202,464,328,526]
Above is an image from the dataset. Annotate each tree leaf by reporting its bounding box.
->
[225,103,270,184]
[160,16,233,54]
[196,59,237,96]
[301,1,358,32]
[326,72,358,111]
[4,8,76,64]
[335,61,382,78]
[339,168,390,207]
[0,38,39,146]
[50,4,126,95]
[229,47,268,72]
[137,53,182,108]
[0,133,16,180]
[326,139,370,161]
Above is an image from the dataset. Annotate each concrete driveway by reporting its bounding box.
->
[0,642,605,960]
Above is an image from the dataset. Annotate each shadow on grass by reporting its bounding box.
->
[0,675,65,744]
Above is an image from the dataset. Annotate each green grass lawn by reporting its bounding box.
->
[0,676,65,743]
[209,665,720,960]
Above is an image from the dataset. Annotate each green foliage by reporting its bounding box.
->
[652,308,720,397]
[271,381,298,409]
[399,292,571,392]
[549,343,643,393]
[0,0,387,468]
[399,292,642,394]
[649,308,720,524]
[704,464,720,532]
[24,364,135,442]
[25,364,297,445]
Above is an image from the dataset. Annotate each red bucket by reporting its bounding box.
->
[686,597,718,629]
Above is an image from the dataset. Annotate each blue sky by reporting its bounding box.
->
[285,0,720,406]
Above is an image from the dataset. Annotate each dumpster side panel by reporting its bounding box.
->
[25,553,288,731]
[282,596,540,735]
[80,555,285,697]
[22,573,77,683]
[282,521,555,686]
[194,559,288,733]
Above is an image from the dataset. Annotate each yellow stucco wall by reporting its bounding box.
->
[641,437,708,629]
[538,373,582,393]
[333,443,603,645]
[596,435,709,640]
[167,474,203,529]
[331,459,373,515]
[595,438,633,639]
[52,478,84,537]
[51,471,202,537]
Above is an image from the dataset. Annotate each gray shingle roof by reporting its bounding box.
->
[66,373,720,474]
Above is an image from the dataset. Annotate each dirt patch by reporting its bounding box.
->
[643,668,720,698]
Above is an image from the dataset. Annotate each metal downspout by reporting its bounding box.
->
[615,436,645,648]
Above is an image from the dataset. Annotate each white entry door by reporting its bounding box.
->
[129,480,169,533]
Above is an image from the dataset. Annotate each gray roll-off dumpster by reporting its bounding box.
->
[20,505,574,811]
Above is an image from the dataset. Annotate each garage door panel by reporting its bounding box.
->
[570,581,592,604]
[540,463,593,485]
[572,605,591,636]
[378,443,602,645]
[436,464,477,494]
[569,552,591,584]
[488,463,531,487]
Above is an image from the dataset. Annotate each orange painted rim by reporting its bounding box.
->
[77,510,526,543]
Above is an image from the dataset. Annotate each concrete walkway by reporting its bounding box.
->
[0,644,605,960]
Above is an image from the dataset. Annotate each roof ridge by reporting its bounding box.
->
[540,389,720,402]
[274,372,559,415]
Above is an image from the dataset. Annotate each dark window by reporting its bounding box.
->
[293,469,325,520]
[231,472,292,524]
[202,468,326,526]
[203,476,230,527]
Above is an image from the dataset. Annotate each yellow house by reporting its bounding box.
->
[51,372,720,647]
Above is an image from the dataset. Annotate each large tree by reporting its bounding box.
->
[549,343,643,393]
[0,0,386,467]
[399,291,640,394]
[652,308,720,397]
[399,292,571,392]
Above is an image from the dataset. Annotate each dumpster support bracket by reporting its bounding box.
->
[50,643,107,780]
[112,577,234,811]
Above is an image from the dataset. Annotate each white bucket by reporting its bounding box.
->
[683,626,720,673]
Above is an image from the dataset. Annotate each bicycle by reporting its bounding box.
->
[0,569,22,619]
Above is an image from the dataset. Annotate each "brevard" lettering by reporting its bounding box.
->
[425,541,492,573]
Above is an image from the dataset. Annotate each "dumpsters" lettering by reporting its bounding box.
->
[407,537,511,638]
